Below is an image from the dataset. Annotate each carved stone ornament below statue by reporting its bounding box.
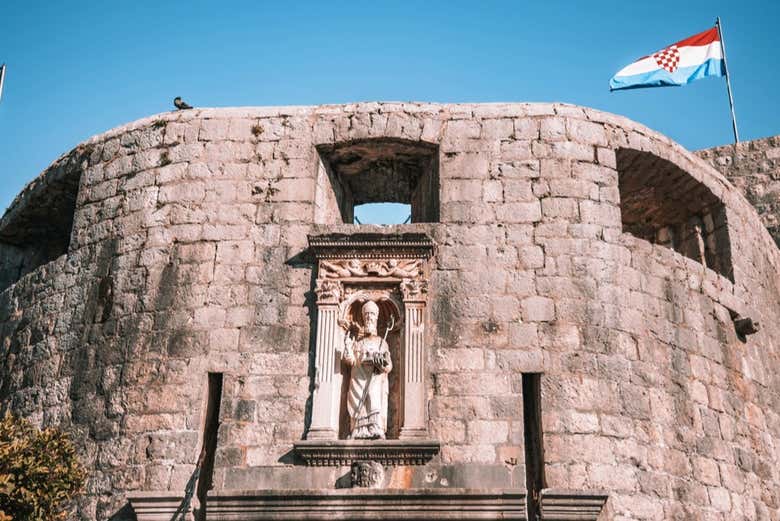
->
[350,461,385,488]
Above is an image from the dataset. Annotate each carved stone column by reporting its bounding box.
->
[307,279,342,440]
[400,278,429,439]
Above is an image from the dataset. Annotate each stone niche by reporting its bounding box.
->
[294,233,440,466]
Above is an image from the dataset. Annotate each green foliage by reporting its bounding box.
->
[0,412,86,521]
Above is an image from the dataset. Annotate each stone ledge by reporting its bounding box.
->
[128,489,611,520]
[541,489,609,521]
[293,439,440,466]
[130,488,525,520]
[127,492,190,521]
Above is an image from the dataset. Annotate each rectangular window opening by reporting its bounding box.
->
[314,139,439,225]
[523,372,546,521]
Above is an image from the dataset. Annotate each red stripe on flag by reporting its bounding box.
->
[674,26,719,48]
[637,26,719,60]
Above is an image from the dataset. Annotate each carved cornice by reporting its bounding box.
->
[293,439,440,466]
[308,233,434,260]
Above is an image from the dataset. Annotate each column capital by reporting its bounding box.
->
[400,278,428,303]
[315,278,342,305]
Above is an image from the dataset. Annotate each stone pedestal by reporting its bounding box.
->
[293,439,439,466]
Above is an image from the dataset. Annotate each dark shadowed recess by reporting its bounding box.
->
[0,162,81,291]
[317,138,439,224]
[522,373,545,521]
[617,148,734,281]
[196,372,224,521]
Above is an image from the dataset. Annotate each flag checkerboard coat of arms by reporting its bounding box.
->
[653,45,680,73]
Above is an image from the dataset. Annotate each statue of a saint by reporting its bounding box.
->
[342,300,393,439]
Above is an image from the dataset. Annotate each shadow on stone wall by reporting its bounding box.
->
[285,248,317,442]
[106,503,135,521]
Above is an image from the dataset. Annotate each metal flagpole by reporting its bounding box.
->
[0,64,6,104]
[716,17,740,143]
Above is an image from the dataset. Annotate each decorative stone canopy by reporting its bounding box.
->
[302,232,437,462]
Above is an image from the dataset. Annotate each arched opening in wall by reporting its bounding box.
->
[314,138,439,224]
[0,167,81,291]
[353,203,411,225]
[616,148,734,281]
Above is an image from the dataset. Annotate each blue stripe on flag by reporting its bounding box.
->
[610,58,725,91]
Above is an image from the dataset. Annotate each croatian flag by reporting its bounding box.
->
[610,26,725,91]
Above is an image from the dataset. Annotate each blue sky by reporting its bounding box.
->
[1,1,778,223]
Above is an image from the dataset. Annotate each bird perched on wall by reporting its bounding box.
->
[173,97,192,110]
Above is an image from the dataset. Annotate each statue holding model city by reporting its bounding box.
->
[342,300,393,440]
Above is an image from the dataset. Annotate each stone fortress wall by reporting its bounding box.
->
[696,136,780,248]
[0,102,778,520]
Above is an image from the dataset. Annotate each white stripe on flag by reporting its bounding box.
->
[617,56,658,77]
[615,42,723,78]
[678,42,723,67]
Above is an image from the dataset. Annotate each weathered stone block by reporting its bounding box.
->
[567,119,608,146]
[441,179,483,203]
[434,348,485,372]
[481,119,514,140]
[521,296,555,322]
[542,197,580,220]
[494,201,542,223]
[482,180,503,202]
[436,373,512,397]
[467,420,509,444]
[199,118,230,141]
